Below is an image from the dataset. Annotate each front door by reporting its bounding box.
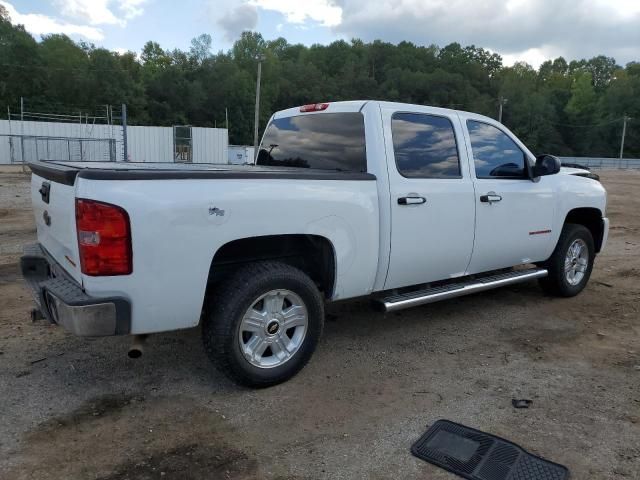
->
[462,118,556,274]
[383,108,476,290]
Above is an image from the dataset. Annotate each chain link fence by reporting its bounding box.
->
[2,135,118,164]
[559,157,640,169]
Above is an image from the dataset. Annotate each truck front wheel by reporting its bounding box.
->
[539,223,595,297]
[202,261,324,387]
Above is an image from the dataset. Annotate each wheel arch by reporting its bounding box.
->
[563,207,605,252]
[206,234,337,300]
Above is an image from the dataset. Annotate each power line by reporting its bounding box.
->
[0,62,140,74]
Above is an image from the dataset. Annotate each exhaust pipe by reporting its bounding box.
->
[30,308,45,322]
[128,335,148,359]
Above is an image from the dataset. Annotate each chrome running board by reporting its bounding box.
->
[377,268,548,313]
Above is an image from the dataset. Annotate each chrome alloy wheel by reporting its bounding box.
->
[238,289,308,368]
[565,238,589,286]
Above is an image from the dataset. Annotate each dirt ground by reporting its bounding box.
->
[0,166,638,480]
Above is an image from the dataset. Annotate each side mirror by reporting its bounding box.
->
[533,154,561,177]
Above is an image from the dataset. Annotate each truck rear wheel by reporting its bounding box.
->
[202,261,324,388]
[539,223,595,297]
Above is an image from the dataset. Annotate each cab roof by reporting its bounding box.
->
[272,100,495,124]
[273,101,369,118]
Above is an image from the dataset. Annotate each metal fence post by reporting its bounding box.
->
[122,104,128,162]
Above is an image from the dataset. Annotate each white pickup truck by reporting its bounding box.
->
[21,101,609,387]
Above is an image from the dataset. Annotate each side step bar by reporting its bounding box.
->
[377,268,548,313]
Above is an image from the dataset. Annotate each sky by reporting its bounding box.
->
[2,0,639,68]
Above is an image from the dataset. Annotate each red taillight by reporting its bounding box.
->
[75,199,132,276]
[300,103,329,112]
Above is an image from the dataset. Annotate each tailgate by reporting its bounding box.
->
[31,172,82,284]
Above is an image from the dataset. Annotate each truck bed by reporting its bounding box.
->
[29,161,376,185]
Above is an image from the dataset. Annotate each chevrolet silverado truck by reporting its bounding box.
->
[21,101,609,387]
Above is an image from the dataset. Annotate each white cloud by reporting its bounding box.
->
[250,0,342,26]
[118,0,148,21]
[217,4,258,41]
[332,0,640,65]
[119,0,147,20]
[54,0,120,25]
[213,0,638,64]
[501,48,559,69]
[592,0,640,18]
[0,0,149,42]
[0,1,104,40]
[53,0,148,26]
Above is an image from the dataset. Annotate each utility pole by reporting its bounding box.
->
[619,114,629,160]
[253,55,265,161]
[498,95,507,123]
[225,108,229,131]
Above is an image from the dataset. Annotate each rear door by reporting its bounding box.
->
[461,117,556,274]
[30,171,82,283]
[383,106,476,289]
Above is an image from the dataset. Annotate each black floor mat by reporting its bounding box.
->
[411,420,569,480]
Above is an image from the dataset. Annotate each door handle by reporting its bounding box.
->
[480,192,502,204]
[398,196,426,205]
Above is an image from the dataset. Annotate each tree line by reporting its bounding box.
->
[1,7,638,157]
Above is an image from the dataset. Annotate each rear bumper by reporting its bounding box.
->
[20,243,131,336]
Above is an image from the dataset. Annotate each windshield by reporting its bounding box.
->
[256,113,367,172]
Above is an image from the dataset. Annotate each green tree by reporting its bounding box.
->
[0,10,638,157]
[0,8,43,107]
[140,41,171,71]
[566,73,597,120]
[189,34,212,64]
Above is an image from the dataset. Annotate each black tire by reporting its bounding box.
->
[538,223,595,297]
[202,261,324,388]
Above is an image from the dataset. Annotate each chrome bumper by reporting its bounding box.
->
[20,243,131,336]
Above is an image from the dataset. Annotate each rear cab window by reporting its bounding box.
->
[256,113,367,172]
[391,113,461,178]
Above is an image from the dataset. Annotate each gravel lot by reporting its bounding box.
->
[0,166,638,479]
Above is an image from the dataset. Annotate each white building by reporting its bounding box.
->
[0,119,228,165]
[228,145,255,164]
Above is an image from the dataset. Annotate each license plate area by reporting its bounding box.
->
[49,261,61,279]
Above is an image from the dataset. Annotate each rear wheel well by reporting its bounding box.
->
[564,208,604,252]
[207,234,336,299]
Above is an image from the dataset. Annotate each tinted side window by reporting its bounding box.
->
[467,120,527,179]
[256,113,366,172]
[391,113,461,178]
